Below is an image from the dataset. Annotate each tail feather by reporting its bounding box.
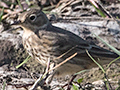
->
[89,45,119,58]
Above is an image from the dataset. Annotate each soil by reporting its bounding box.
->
[0,0,120,90]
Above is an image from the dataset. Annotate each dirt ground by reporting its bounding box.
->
[0,0,120,90]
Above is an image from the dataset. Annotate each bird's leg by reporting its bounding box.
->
[29,58,55,90]
[45,62,55,84]
[67,74,77,90]
[61,74,77,90]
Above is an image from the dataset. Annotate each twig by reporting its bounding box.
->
[54,45,77,60]
[49,52,77,72]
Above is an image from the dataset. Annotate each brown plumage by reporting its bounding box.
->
[16,9,119,76]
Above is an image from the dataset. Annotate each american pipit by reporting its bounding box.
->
[15,9,119,76]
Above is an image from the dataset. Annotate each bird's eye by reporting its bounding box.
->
[29,14,37,21]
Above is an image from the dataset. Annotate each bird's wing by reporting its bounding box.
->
[51,25,119,59]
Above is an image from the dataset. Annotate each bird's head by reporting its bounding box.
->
[14,9,50,31]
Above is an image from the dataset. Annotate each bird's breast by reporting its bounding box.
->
[22,31,57,66]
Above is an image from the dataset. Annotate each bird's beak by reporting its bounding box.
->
[1,20,22,33]
[11,20,21,25]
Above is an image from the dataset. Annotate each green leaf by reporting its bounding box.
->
[72,84,79,90]
[77,78,83,84]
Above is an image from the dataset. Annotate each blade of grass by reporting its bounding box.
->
[86,50,105,73]
[107,56,120,69]
[25,0,30,5]
[93,33,120,55]
[3,1,17,5]
[89,1,106,17]
[115,86,120,90]
[16,55,31,69]
[104,80,110,90]
[72,83,79,90]
[86,50,112,89]
[0,7,4,22]
[2,81,6,90]
[16,0,23,10]
[74,69,89,75]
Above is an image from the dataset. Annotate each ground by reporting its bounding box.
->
[0,0,120,90]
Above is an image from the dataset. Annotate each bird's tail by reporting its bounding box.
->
[89,45,119,58]
[87,45,120,66]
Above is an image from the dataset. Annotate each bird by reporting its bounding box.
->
[15,9,119,76]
